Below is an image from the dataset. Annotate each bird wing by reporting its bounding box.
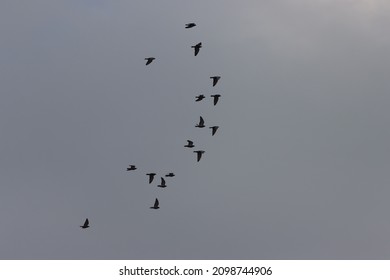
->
[154,199,159,207]
[188,140,193,145]
[84,219,89,227]
[197,152,202,162]
[161,177,165,185]
[194,47,200,56]
[199,116,204,125]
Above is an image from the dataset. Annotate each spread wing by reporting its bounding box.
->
[154,198,159,208]
[199,116,204,126]
[84,219,89,227]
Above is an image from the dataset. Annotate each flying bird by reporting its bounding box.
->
[145,57,155,65]
[184,140,195,148]
[80,218,89,229]
[195,94,205,102]
[150,198,160,209]
[194,150,205,162]
[146,173,156,184]
[165,173,175,177]
[127,165,137,171]
[211,94,221,106]
[157,177,167,188]
[210,76,221,87]
[209,126,219,136]
[195,116,205,128]
[191,42,202,56]
[185,23,196,28]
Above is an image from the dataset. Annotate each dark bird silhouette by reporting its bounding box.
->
[210,76,221,87]
[80,218,89,229]
[191,42,202,56]
[145,57,155,65]
[127,165,137,171]
[146,173,156,184]
[210,126,219,136]
[165,173,175,177]
[194,150,205,162]
[157,177,167,188]
[185,23,196,29]
[195,116,205,128]
[150,198,160,209]
[195,94,205,102]
[211,94,221,106]
[184,140,195,148]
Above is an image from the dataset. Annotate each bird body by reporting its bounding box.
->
[157,177,167,188]
[191,42,202,56]
[194,150,205,162]
[145,57,155,65]
[127,165,137,171]
[210,126,219,136]
[185,140,195,148]
[211,94,221,106]
[195,94,205,102]
[146,173,156,184]
[195,116,205,128]
[80,218,89,229]
[185,23,196,28]
[150,198,160,209]
[210,76,221,87]
[165,173,175,177]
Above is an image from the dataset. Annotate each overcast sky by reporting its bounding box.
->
[1,0,390,259]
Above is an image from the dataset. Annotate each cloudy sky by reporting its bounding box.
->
[1,0,390,259]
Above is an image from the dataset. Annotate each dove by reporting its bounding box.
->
[209,126,219,136]
[195,116,205,128]
[210,76,221,87]
[184,140,195,148]
[150,198,160,209]
[191,42,202,56]
[185,23,196,29]
[146,173,156,184]
[145,57,155,65]
[127,165,137,171]
[194,150,205,162]
[195,94,205,102]
[80,218,89,229]
[157,177,167,188]
[211,94,221,106]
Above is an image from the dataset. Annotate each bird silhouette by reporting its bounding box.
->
[195,116,205,128]
[210,126,219,136]
[80,218,89,229]
[127,165,137,171]
[146,173,156,184]
[145,57,155,65]
[195,94,205,102]
[185,140,195,148]
[157,177,167,188]
[211,94,221,106]
[150,198,160,209]
[210,76,221,87]
[191,42,202,56]
[165,173,175,177]
[194,150,205,162]
[185,23,196,29]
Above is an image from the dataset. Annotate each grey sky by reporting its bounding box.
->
[1,0,390,259]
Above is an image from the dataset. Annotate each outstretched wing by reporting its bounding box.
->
[199,116,204,126]
[154,198,159,208]
[84,219,89,227]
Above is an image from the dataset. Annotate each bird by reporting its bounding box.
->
[145,57,155,65]
[165,173,175,177]
[80,218,89,229]
[157,177,167,188]
[185,23,196,29]
[184,140,195,148]
[195,94,205,102]
[210,76,221,87]
[209,126,219,136]
[191,42,202,56]
[194,150,205,162]
[211,94,221,106]
[146,173,156,184]
[127,165,137,171]
[195,116,205,128]
[150,198,160,209]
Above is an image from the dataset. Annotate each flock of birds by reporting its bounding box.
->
[80,22,222,228]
